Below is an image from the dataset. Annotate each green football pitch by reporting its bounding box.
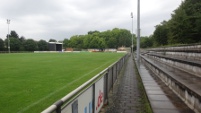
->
[0,52,125,113]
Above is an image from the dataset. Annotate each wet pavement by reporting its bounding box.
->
[103,55,142,113]
[101,55,194,113]
[139,61,195,113]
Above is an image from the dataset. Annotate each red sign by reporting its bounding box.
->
[96,90,103,110]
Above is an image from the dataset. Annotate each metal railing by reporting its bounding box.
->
[42,54,129,113]
[0,51,34,53]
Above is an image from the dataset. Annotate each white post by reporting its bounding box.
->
[7,19,10,53]
[137,0,140,62]
[131,12,133,54]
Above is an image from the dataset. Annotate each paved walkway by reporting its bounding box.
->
[104,55,142,113]
[103,55,194,113]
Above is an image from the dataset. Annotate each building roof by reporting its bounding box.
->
[48,42,63,44]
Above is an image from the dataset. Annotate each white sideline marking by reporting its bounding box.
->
[17,60,112,113]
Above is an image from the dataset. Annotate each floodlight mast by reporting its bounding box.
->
[7,19,10,53]
[137,0,140,62]
[131,12,134,54]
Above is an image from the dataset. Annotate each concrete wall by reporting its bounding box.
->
[145,54,201,77]
[148,44,201,60]
[149,51,201,61]
[149,44,201,52]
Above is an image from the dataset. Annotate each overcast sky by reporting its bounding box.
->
[0,0,182,41]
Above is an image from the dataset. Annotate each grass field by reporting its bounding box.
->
[0,52,125,113]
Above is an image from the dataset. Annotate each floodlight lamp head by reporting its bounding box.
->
[7,19,10,24]
[131,12,133,18]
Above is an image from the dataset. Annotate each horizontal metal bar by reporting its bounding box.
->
[41,105,57,113]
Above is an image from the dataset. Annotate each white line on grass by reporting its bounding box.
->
[17,60,113,113]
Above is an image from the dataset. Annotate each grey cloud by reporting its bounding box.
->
[0,0,181,41]
[4,0,61,17]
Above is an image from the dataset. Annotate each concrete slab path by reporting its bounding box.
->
[104,56,143,113]
[103,55,194,113]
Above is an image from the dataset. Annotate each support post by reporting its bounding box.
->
[137,0,140,62]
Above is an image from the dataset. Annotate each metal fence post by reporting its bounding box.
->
[54,100,63,113]
[111,67,114,89]
[116,62,118,77]
[92,83,95,113]
[56,107,61,113]
[120,58,122,69]
[104,72,109,105]
[114,64,116,81]
[121,58,122,66]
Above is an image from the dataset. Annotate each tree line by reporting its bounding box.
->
[63,28,132,50]
[0,28,132,51]
[105,1,201,49]
[0,31,48,51]
[140,0,201,48]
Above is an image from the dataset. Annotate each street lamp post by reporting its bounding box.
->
[7,19,10,53]
[131,12,134,54]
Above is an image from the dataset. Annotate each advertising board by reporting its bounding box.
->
[95,77,104,113]
[62,87,93,113]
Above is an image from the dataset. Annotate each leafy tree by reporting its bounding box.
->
[98,38,106,49]
[10,31,19,39]
[0,38,4,51]
[67,28,133,49]
[153,21,168,46]
[120,29,132,47]
[19,36,26,42]
[19,36,26,51]
[152,0,201,45]
[167,0,201,44]
[49,39,57,42]
[63,38,69,48]
[107,37,117,48]
[111,28,120,47]
[110,28,132,48]
[182,0,201,43]
[83,35,90,49]
[24,39,38,51]
[88,36,100,48]
[38,40,48,51]
[5,37,21,51]
[68,35,84,48]
[168,4,189,44]
[99,30,112,48]
[140,36,153,48]
[88,30,100,35]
